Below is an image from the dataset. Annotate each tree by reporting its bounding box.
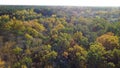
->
[67,44,87,68]
[111,49,120,68]
[105,48,120,68]
[4,19,25,35]
[73,32,89,49]
[32,45,57,68]
[25,33,33,40]
[13,46,22,55]
[52,23,65,31]
[96,32,119,50]
[87,43,107,68]
[21,57,32,68]
[0,15,10,28]
[52,33,72,53]
[26,27,39,37]
[13,62,21,68]
[24,21,45,32]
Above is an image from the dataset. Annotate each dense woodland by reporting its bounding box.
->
[0,6,120,68]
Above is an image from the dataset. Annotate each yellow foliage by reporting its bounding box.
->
[24,21,45,32]
[0,58,5,68]
[25,49,31,55]
[68,44,87,57]
[16,9,36,15]
[73,44,87,55]
[4,20,25,32]
[21,65,27,68]
[63,51,69,58]
[26,27,39,37]
[106,32,114,36]
[25,33,33,40]
[53,23,65,31]
[52,34,58,39]
[73,31,83,40]
[0,15,9,20]
[34,22,45,32]
[97,32,119,50]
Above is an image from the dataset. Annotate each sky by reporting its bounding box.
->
[0,0,120,7]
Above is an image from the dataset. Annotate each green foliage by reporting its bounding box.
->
[13,46,22,55]
[67,44,87,68]
[73,32,89,48]
[21,57,32,64]
[107,62,115,68]
[0,15,10,27]
[42,51,57,60]
[13,62,21,68]
[87,43,107,68]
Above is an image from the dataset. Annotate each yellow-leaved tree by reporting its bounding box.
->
[97,32,119,50]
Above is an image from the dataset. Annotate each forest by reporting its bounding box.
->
[0,6,120,68]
